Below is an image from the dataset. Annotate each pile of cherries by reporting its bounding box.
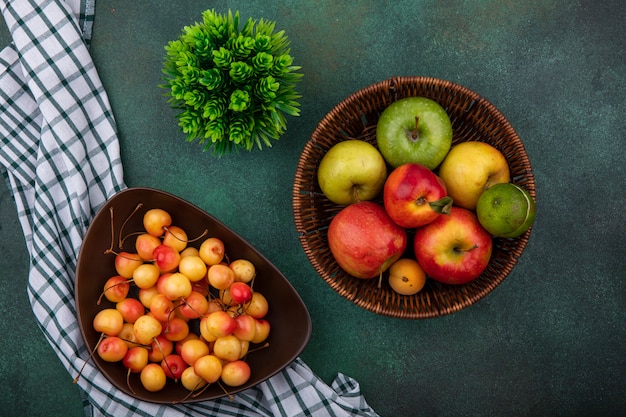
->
[86,208,271,397]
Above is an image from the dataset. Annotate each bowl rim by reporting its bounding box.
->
[292,76,535,319]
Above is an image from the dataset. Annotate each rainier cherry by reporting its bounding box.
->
[132,263,160,289]
[138,286,159,308]
[123,346,149,373]
[133,314,162,345]
[164,317,190,342]
[135,233,161,261]
[148,335,173,362]
[178,255,207,282]
[204,310,236,338]
[180,339,210,366]
[140,363,167,392]
[207,264,235,290]
[220,360,251,387]
[97,336,128,362]
[180,247,200,258]
[233,314,257,341]
[181,366,207,391]
[161,354,187,380]
[229,282,253,304]
[93,308,124,336]
[175,333,199,354]
[153,244,181,273]
[213,335,242,362]
[116,298,145,324]
[102,275,130,303]
[149,293,174,322]
[229,259,256,283]
[118,322,141,349]
[162,225,188,252]
[251,318,271,344]
[239,340,250,358]
[193,354,222,384]
[198,237,225,266]
[160,272,192,300]
[199,316,217,342]
[114,252,144,278]
[244,291,269,319]
[143,208,172,237]
[179,291,209,319]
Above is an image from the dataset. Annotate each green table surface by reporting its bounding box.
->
[1,1,624,416]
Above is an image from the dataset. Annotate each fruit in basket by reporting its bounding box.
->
[476,183,536,238]
[376,97,453,170]
[317,140,388,205]
[328,201,407,279]
[387,258,427,295]
[438,141,510,210]
[414,206,492,285]
[383,163,453,228]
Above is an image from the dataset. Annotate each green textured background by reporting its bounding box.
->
[1,1,624,416]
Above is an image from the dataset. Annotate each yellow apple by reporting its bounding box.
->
[438,141,510,210]
[317,140,387,205]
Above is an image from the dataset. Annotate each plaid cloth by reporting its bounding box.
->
[0,1,379,416]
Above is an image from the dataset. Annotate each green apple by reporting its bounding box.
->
[376,97,453,170]
[438,141,510,210]
[317,140,387,205]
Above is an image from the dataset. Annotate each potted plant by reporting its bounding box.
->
[161,9,303,155]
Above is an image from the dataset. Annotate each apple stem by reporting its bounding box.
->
[352,186,361,203]
[454,244,479,254]
[429,196,454,215]
[411,116,420,141]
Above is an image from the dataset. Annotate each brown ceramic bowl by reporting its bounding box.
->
[293,76,535,319]
[76,187,311,403]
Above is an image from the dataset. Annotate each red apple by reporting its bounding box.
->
[328,201,407,279]
[414,206,492,285]
[383,163,453,228]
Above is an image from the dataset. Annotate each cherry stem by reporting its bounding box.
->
[119,203,144,248]
[246,342,270,356]
[163,226,209,244]
[180,297,206,318]
[175,380,207,403]
[127,369,136,395]
[190,382,212,399]
[97,279,133,305]
[164,303,183,334]
[73,332,106,384]
[218,381,234,401]
[107,207,115,253]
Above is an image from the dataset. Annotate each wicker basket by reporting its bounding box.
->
[292,76,535,319]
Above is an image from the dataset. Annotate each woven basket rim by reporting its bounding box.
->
[293,76,535,319]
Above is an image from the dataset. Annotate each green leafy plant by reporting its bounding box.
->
[161,9,303,155]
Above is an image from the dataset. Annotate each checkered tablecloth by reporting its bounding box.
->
[0,1,379,416]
